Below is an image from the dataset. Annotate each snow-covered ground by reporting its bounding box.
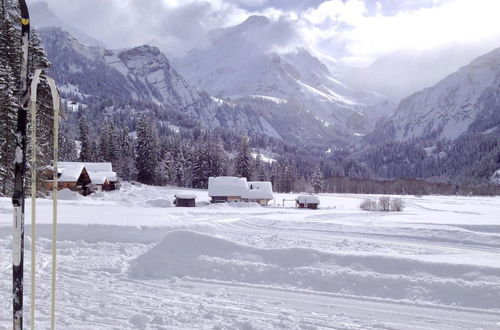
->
[1,183,500,329]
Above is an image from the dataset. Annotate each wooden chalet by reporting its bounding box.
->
[45,162,119,195]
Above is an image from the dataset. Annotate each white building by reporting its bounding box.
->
[208,177,274,206]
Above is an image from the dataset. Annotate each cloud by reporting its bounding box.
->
[299,0,500,66]
[28,0,500,66]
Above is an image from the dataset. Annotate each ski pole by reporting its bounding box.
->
[47,77,61,330]
[29,69,43,330]
[12,1,30,329]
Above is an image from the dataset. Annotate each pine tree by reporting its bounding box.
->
[78,116,92,161]
[254,153,266,181]
[191,137,210,189]
[280,161,298,193]
[117,127,136,181]
[99,118,116,163]
[311,166,324,193]
[135,115,159,185]
[58,128,78,161]
[234,136,253,180]
[0,0,19,194]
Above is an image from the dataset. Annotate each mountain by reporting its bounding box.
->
[339,45,500,101]
[376,47,500,142]
[174,16,395,135]
[30,1,104,47]
[38,27,342,145]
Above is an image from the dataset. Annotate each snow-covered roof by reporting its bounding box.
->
[59,162,112,172]
[175,194,197,199]
[297,195,320,204]
[208,177,248,197]
[244,182,274,200]
[88,172,109,185]
[56,162,118,184]
[57,163,85,182]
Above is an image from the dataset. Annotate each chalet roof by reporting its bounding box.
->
[208,177,248,197]
[56,162,118,184]
[88,172,109,185]
[57,163,85,182]
[244,181,274,200]
[297,195,320,204]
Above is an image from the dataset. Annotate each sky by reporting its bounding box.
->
[29,0,500,67]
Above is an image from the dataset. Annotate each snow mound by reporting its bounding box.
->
[144,198,171,208]
[57,188,83,201]
[129,231,500,310]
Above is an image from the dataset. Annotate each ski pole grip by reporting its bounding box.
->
[12,191,22,207]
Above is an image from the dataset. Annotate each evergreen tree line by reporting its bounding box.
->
[70,115,311,193]
[59,107,500,196]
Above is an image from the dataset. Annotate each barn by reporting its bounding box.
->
[208,177,274,205]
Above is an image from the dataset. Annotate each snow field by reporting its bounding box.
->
[0,182,499,329]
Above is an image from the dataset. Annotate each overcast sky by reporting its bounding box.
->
[29,0,500,66]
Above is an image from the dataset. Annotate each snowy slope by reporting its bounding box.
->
[385,47,500,141]
[0,184,499,329]
[339,45,500,101]
[175,16,395,134]
[38,27,345,144]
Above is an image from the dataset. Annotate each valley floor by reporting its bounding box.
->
[0,183,499,329]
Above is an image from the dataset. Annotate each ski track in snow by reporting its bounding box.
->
[0,183,500,329]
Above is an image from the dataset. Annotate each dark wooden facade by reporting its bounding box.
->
[175,196,196,207]
[297,202,319,209]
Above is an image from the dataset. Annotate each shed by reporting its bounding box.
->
[296,195,320,209]
[174,194,196,207]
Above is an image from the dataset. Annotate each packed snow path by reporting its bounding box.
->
[0,183,499,329]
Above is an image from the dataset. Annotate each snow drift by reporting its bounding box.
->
[129,231,500,310]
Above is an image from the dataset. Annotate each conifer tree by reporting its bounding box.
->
[135,115,159,185]
[58,127,78,161]
[234,136,253,180]
[311,166,324,193]
[254,153,266,181]
[0,0,19,194]
[78,116,92,161]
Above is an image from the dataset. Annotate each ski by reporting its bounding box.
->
[12,1,30,329]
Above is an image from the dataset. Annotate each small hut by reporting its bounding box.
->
[174,194,196,207]
[296,195,320,209]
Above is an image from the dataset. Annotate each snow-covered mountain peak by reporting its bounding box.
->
[209,15,271,43]
[175,17,395,133]
[381,46,500,141]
